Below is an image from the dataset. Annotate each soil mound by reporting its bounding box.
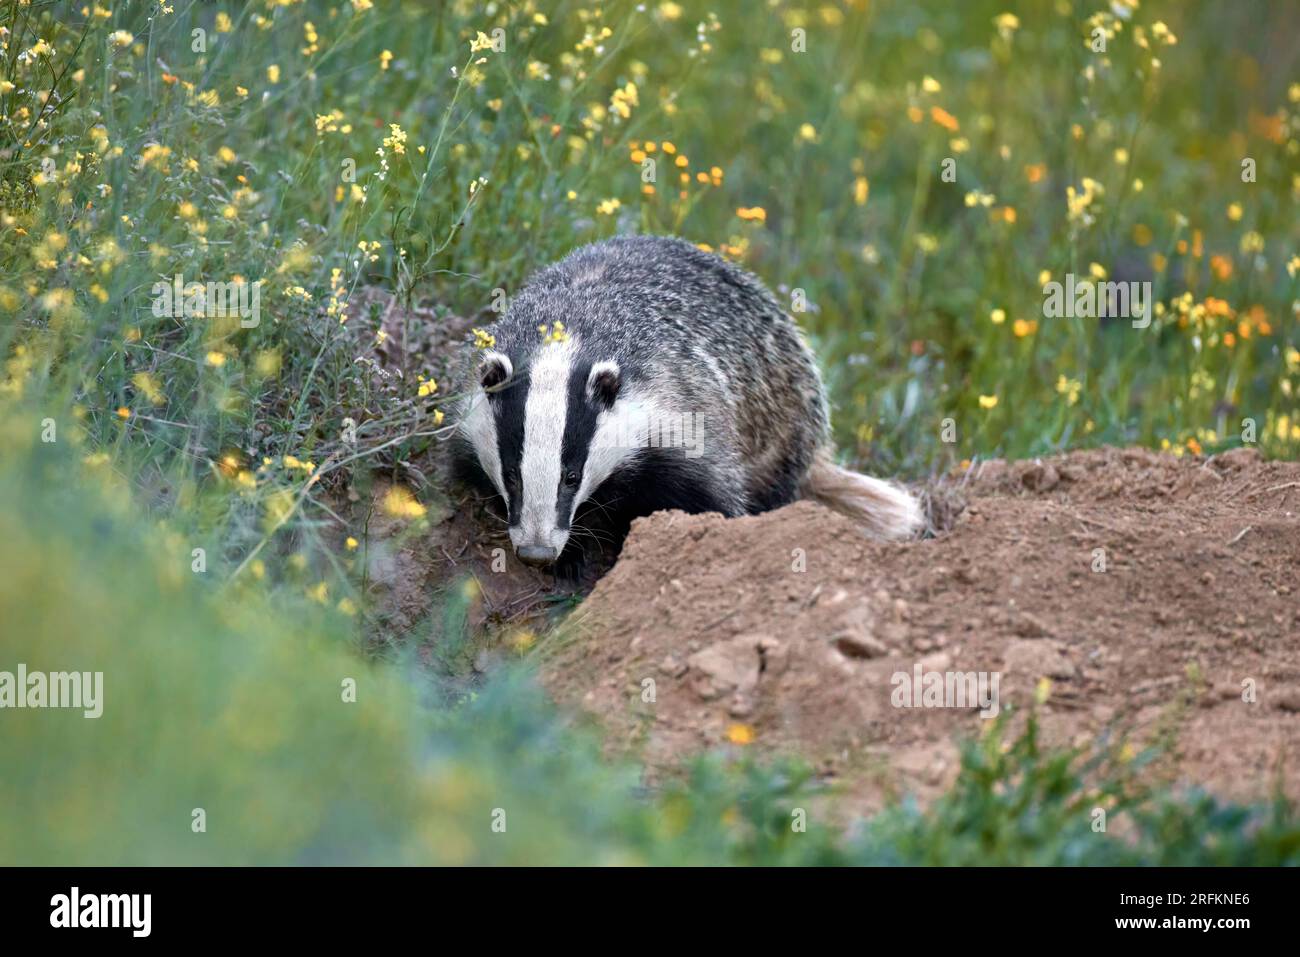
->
[540,447,1300,812]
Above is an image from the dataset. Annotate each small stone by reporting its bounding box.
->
[1013,612,1053,639]
[1021,462,1060,492]
[691,675,725,701]
[728,692,755,718]
[1004,639,1076,679]
[687,634,771,697]
[658,654,688,679]
[833,633,888,659]
[918,651,952,673]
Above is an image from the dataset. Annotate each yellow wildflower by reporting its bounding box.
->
[725,723,754,745]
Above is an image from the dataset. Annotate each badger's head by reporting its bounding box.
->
[460,337,629,567]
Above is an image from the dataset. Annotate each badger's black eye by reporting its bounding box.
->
[563,469,580,489]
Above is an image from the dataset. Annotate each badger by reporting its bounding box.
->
[451,235,922,569]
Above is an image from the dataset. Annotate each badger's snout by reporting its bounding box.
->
[515,544,559,567]
[510,523,569,567]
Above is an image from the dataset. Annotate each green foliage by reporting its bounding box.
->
[854,714,1300,865]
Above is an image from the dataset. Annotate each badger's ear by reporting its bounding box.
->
[479,351,512,393]
[587,361,621,410]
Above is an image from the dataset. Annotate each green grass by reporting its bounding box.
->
[1,0,1299,863]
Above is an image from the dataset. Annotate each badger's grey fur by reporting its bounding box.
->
[451,235,922,568]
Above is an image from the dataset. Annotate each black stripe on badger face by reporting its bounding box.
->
[490,360,528,527]
[556,360,605,526]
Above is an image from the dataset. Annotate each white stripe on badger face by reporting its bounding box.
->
[460,391,505,499]
[514,337,578,552]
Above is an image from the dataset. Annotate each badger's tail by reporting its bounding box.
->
[801,450,924,541]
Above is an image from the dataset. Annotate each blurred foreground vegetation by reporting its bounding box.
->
[3,439,1298,864]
